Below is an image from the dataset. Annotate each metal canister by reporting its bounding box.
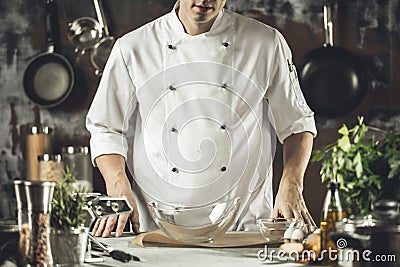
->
[333,199,400,267]
[24,180,56,267]
[26,126,52,181]
[12,180,56,267]
[61,146,93,192]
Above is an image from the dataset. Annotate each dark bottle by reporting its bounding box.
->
[320,182,346,263]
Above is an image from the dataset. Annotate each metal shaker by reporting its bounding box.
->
[14,180,29,267]
[23,181,56,267]
[14,181,29,231]
[61,146,93,192]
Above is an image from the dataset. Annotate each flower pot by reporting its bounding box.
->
[50,227,88,267]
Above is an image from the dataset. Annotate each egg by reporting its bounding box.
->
[290,228,305,242]
[279,242,304,254]
[283,227,295,243]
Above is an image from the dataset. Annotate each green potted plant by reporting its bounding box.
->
[373,130,400,200]
[50,167,88,266]
[312,117,400,215]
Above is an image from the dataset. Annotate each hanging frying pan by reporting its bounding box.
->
[90,0,115,76]
[23,0,74,108]
[297,0,367,118]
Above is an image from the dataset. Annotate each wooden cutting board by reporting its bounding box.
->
[130,230,283,248]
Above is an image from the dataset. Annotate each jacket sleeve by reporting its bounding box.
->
[265,30,317,143]
[86,39,138,165]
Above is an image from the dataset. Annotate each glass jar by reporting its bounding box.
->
[26,126,52,181]
[38,154,64,182]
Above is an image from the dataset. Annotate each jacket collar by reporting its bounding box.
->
[167,0,225,38]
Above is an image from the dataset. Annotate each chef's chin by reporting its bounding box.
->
[191,11,217,23]
[192,14,209,22]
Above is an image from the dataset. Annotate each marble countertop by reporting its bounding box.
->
[90,234,308,267]
[0,232,331,267]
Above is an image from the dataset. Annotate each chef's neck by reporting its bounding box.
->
[176,6,218,35]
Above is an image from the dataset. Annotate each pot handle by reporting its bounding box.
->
[93,0,110,37]
[45,0,58,53]
[323,0,333,47]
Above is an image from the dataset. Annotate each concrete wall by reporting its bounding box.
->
[0,0,399,222]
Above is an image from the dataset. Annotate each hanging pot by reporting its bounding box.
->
[23,0,74,108]
[297,0,367,118]
[90,0,115,76]
[67,16,103,54]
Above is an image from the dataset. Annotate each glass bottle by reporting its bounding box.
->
[320,181,346,263]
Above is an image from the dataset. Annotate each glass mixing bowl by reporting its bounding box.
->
[148,197,242,243]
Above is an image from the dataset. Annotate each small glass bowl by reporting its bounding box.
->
[256,218,297,242]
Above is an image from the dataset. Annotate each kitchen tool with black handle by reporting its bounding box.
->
[88,233,140,262]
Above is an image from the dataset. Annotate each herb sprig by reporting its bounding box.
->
[51,167,87,230]
[312,117,400,215]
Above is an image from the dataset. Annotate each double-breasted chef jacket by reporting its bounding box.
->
[86,2,317,232]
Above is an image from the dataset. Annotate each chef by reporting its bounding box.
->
[86,0,317,237]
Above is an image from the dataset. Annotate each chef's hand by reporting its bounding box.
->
[273,179,316,228]
[273,132,317,229]
[92,178,140,237]
[93,154,140,237]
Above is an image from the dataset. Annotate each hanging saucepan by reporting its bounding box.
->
[297,0,367,118]
[90,0,115,76]
[67,16,103,54]
[23,0,74,108]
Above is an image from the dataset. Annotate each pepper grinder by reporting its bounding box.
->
[14,180,29,267]
[24,180,56,267]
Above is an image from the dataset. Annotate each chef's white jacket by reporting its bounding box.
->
[86,3,317,232]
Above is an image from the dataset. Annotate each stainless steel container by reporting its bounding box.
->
[14,180,28,231]
[61,146,93,192]
[333,199,400,267]
[14,181,56,267]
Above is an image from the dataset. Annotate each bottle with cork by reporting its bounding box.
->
[320,181,347,264]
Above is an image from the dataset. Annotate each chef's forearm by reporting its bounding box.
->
[95,154,129,188]
[280,132,314,189]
